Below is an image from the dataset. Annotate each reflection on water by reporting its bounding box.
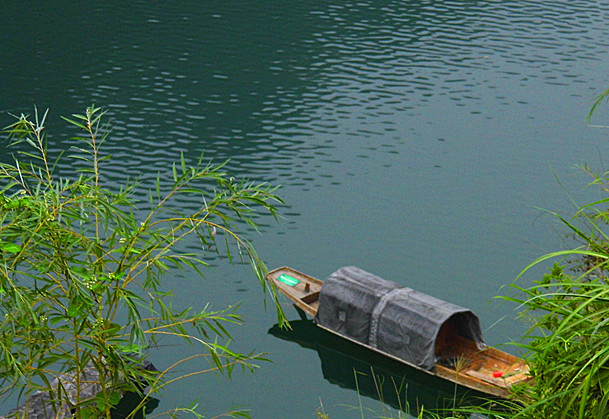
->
[268,319,488,416]
[1,0,609,417]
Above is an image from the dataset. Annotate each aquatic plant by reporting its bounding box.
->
[0,106,285,418]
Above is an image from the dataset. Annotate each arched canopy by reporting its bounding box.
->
[314,266,485,371]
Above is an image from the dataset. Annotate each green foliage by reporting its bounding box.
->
[0,106,285,418]
[503,217,609,417]
[497,94,609,418]
[446,96,609,418]
[588,87,609,122]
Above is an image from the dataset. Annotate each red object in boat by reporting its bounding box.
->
[493,371,504,378]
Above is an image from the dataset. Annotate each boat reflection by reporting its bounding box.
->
[269,318,490,416]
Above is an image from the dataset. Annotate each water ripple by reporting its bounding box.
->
[1,0,608,191]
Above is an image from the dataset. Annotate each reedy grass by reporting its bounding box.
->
[441,200,609,419]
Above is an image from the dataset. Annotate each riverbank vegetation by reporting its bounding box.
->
[0,106,284,418]
[451,92,609,418]
[472,90,609,418]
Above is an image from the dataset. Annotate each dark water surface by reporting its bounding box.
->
[2,1,609,417]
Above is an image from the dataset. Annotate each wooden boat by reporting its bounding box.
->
[266,266,530,398]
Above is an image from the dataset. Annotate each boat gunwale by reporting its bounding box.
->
[267,266,322,317]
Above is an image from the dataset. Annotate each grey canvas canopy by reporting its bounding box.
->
[314,266,485,371]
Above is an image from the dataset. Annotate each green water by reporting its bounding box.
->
[2,1,609,417]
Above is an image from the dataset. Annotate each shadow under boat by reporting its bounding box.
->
[268,316,494,416]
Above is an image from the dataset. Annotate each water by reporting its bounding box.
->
[1,1,609,417]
